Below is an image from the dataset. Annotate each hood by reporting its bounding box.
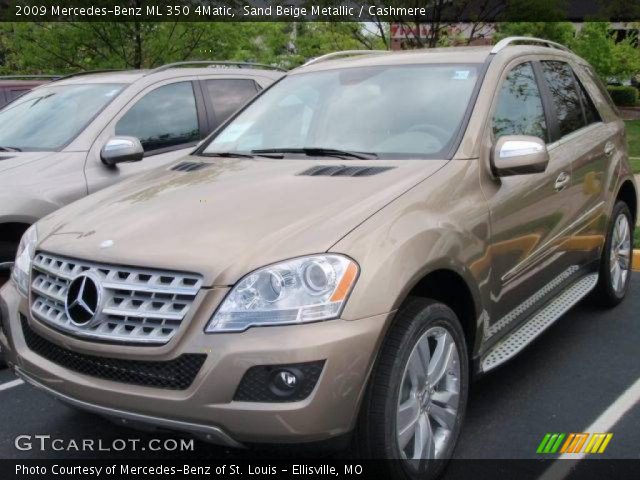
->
[38,156,447,285]
[0,151,53,175]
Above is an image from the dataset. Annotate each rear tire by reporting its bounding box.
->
[0,240,16,289]
[356,298,469,480]
[0,241,16,368]
[593,201,633,308]
[0,241,16,262]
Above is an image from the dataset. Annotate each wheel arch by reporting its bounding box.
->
[0,221,33,261]
[392,266,483,361]
[615,179,637,224]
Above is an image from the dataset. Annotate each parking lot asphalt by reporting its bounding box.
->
[0,275,638,469]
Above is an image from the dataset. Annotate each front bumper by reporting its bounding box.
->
[0,280,388,445]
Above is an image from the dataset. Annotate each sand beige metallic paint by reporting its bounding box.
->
[0,45,637,447]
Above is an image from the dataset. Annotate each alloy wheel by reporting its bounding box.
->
[396,326,461,463]
[610,212,631,295]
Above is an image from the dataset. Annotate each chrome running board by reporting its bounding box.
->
[481,274,598,373]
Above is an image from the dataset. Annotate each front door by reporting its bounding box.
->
[481,60,577,343]
[85,80,206,193]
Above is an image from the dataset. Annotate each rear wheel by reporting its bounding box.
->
[356,298,469,480]
[0,240,15,289]
[593,201,633,307]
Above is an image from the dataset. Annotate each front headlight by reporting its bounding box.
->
[206,254,359,333]
[11,224,38,297]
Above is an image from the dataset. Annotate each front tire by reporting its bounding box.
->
[593,201,633,307]
[356,298,469,480]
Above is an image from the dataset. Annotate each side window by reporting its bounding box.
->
[574,74,601,125]
[540,61,586,139]
[115,82,200,152]
[493,62,548,141]
[204,79,259,125]
[583,64,618,113]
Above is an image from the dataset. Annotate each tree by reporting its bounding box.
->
[0,22,252,73]
[493,22,576,45]
[571,22,640,83]
[0,21,386,74]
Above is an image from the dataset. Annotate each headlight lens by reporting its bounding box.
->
[206,254,358,333]
[11,224,38,297]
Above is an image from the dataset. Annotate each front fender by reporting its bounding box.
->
[0,194,62,225]
[332,160,490,324]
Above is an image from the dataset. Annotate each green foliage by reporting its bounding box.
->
[624,120,640,171]
[607,86,638,107]
[0,21,386,74]
[571,22,640,83]
[494,21,640,84]
[0,22,249,73]
[494,22,576,45]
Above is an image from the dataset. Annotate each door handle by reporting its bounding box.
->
[604,142,615,156]
[554,171,570,191]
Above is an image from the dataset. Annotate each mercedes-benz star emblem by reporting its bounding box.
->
[65,272,101,326]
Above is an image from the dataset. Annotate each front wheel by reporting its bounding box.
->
[593,201,633,307]
[356,298,469,480]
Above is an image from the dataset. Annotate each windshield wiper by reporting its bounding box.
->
[199,151,254,159]
[0,146,22,152]
[251,148,378,160]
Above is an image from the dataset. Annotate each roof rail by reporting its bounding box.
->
[491,36,572,54]
[0,75,61,80]
[303,50,391,67]
[146,61,286,75]
[55,69,126,81]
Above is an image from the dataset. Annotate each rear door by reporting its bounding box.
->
[85,79,208,193]
[538,59,611,269]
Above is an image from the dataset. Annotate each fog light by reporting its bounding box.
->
[270,368,302,397]
[234,360,325,403]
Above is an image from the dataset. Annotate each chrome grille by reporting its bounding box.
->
[30,252,202,345]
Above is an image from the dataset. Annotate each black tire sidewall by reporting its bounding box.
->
[0,241,17,263]
[360,298,469,480]
[598,201,633,305]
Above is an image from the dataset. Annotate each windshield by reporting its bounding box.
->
[202,64,480,159]
[0,83,124,151]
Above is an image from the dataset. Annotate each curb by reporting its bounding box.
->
[634,249,640,272]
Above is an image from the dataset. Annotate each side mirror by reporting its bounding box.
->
[492,135,549,177]
[100,136,144,167]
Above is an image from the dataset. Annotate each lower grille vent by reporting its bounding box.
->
[21,315,206,390]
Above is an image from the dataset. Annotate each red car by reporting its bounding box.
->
[0,76,59,109]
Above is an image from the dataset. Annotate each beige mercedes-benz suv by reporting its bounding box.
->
[0,38,637,479]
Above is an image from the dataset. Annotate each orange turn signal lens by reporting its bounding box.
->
[330,261,358,302]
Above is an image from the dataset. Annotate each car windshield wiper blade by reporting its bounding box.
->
[199,151,254,158]
[251,148,378,160]
[0,146,22,152]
